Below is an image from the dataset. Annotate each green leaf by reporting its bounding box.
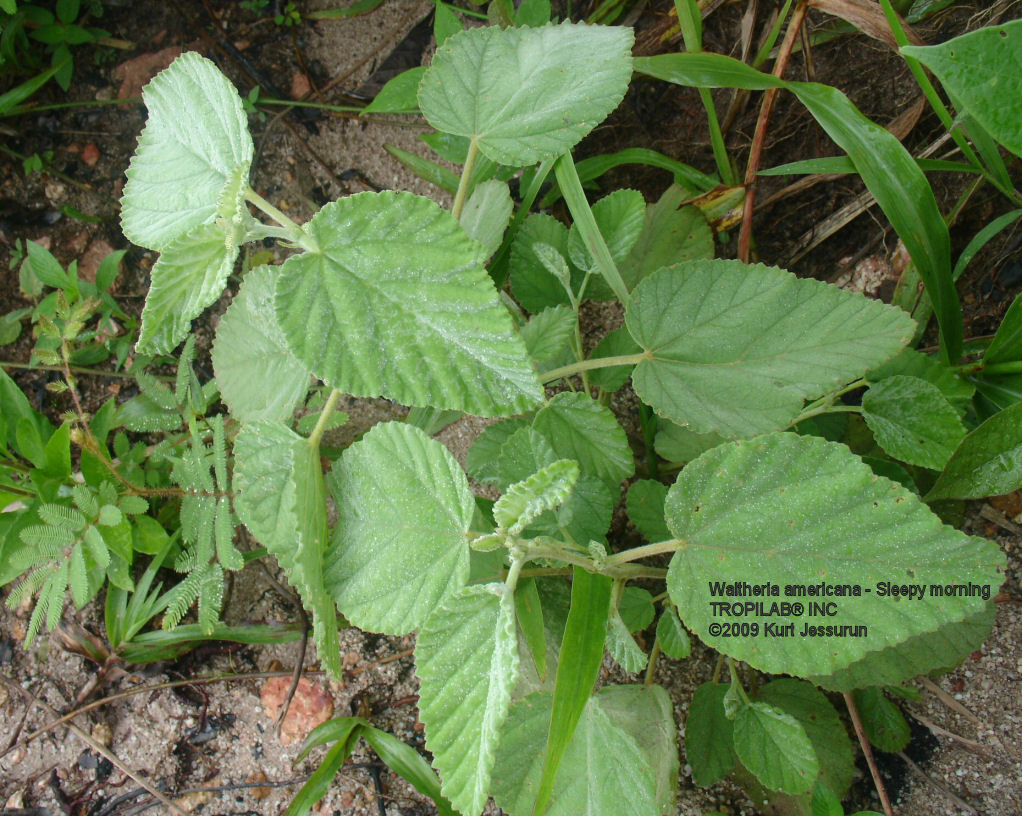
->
[733,701,818,794]
[867,348,974,414]
[433,1,462,46]
[627,261,914,437]
[25,241,68,289]
[626,479,671,543]
[606,609,647,673]
[533,391,634,485]
[275,191,542,416]
[928,402,1022,499]
[287,719,365,816]
[666,433,1006,680]
[655,606,691,659]
[620,187,714,291]
[466,418,530,485]
[232,421,341,677]
[418,22,634,166]
[136,222,237,355]
[567,189,645,300]
[619,586,655,632]
[902,21,1022,157]
[535,567,612,816]
[521,306,576,364]
[416,583,518,816]
[861,375,966,469]
[494,426,558,488]
[361,66,426,114]
[385,143,460,194]
[633,51,959,362]
[516,578,548,682]
[759,679,855,798]
[492,685,678,816]
[685,683,736,786]
[460,178,513,259]
[985,290,1022,365]
[494,459,579,535]
[121,52,253,251]
[810,604,994,692]
[509,213,576,314]
[212,266,311,422]
[326,421,474,635]
[654,420,726,463]
[361,727,457,816]
[851,687,911,753]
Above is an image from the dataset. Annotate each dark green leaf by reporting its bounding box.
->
[928,402,1022,499]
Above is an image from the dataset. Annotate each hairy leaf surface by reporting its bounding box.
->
[212,266,311,422]
[416,583,518,816]
[533,392,634,485]
[733,701,818,794]
[627,261,914,437]
[666,433,1005,679]
[492,685,677,816]
[121,52,253,251]
[326,422,475,635]
[419,22,634,166]
[233,421,341,677]
[275,191,541,416]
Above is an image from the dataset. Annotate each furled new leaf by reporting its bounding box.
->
[418,22,634,166]
[492,685,678,816]
[121,52,253,251]
[416,583,518,816]
[666,433,1005,680]
[326,421,475,635]
[627,261,914,437]
[212,266,311,422]
[275,191,542,416]
[494,459,579,536]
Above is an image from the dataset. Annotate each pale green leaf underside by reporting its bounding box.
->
[137,222,238,355]
[627,261,915,437]
[275,191,542,416]
[418,22,634,166]
[666,433,1005,679]
[460,179,513,259]
[734,701,818,795]
[121,52,253,251]
[211,266,311,423]
[232,421,341,677]
[492,685,677,816]
[861,375,966,470]
[416,584,518,816]
[606,611,648,673]
[325,421,474,636]
[902,21,1022,157]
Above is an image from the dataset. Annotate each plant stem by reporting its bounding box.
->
[791,403,861,424]
[542,352,649,384]
[979,361,1022,376]
[308,389,342,447]
[553,153,632,307]
[845,691,896,816]
[0,360,167,380]
[505,557,526,593]
[603,539,682,567]
[738,0,809,263]
[452,137,480,221]
[644,637,662,687]
[244,188,315,250]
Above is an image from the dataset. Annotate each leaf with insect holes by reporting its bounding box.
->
[627,261,915,437]
[419,22,634,166]
[325,422,475,636]
[275,191,541,416]
[121,52,253,251]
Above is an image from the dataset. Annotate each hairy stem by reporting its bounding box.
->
[245,188,315,250]
[308,388,342,448]
[542,352,649,384]
[603,539,682,567]
[452,137,480,221]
